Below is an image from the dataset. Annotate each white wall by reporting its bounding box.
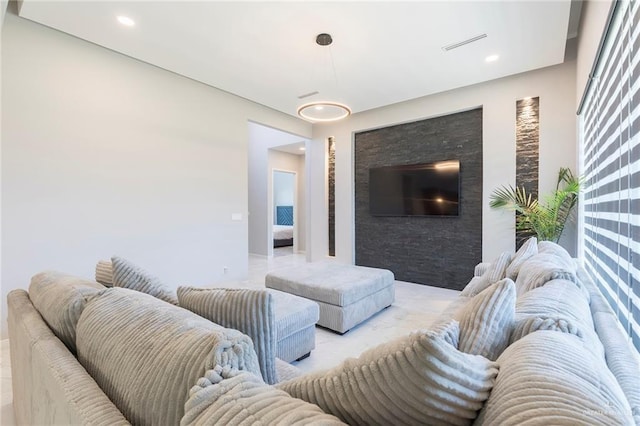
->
[247,122,307,256]
[310,60,578,265]
[576,0,614,107]
[297,154,307,252]
[0,0,8,29]
[1,13,310,338]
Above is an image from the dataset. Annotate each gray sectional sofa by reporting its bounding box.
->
[7,239,640,425]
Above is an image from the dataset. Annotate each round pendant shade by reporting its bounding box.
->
[297,102,351,122]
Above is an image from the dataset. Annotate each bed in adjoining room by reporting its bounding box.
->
[274,205,294,247]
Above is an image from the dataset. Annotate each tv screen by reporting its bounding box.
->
[369,160,460,217]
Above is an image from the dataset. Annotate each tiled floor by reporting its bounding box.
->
[0,252,459,422]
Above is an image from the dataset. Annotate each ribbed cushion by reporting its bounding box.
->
[277,321,499,426]
[28,271,104,353]
[475,331,634,425]
[177,287,278,385]
[270,289,319,339]
[461,252,512,297]
[537,240,575,267]
[593,312,640,425]
[505,237,537,280]
[510,315,582,343]
[76,287,261,426]
[474,262,491,277]
[460,276,487,298]
[515,279,604,359]
[111,256,178,304]
[514,253,580,297]
[516,280,592,323]
[275,358,302,382]
[454,279,516,361]
[94,260,113,287]
[265,262,394,306]
[181,365,345,426]
[8,289,130,426]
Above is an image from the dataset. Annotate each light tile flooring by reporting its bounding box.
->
[0,251,459,423]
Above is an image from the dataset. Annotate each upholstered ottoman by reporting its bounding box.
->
[270,289,320,362]
[266,262,395,334]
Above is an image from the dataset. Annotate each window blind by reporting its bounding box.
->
[580,0,639,351]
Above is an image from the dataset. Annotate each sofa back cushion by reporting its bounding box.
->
[475,331,634,425]
[454,279,516,361]
[94,260,113,287]
[514,279,603,359]
[537,240,575,266]
[111,256,178,304]
[28,271,104,353]
[461,251,512,297]
[514,253,580,297]
[177,287,278,385]
[277,321,499,426]
[505,237,537,280]
[76,287,260,426]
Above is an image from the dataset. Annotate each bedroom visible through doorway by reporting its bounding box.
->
[272,170,296,255]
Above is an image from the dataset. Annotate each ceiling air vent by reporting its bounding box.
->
[297,91,319,99]
[442,34,487,51]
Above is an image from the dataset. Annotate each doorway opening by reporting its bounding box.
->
[247,122,308,259]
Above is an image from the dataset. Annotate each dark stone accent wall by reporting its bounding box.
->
[515,97,540,248]
[354,108,483,290]
[328,137,336,257]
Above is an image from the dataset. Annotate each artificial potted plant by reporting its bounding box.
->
[489,167,581,243]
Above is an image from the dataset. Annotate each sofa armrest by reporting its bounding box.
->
[7,289,130,425]
[577,268,640,423]
[177,287,278,385]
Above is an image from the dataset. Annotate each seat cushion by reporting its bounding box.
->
[265,262,394,306]
[28,271,104,353]
[76,287,260,426]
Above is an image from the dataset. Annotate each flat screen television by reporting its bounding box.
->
[369,160,460,217]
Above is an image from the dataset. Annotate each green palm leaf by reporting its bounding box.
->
[489,168,581,243]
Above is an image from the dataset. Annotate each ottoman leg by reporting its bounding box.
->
[295,352,311,361]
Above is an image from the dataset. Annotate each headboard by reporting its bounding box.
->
[276,206,294,226]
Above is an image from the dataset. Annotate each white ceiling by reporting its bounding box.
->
[272,141,307,156]
[18,1,573,119]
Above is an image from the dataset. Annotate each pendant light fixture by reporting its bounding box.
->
[297,33,352,123]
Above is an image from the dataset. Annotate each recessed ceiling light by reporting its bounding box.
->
[485,54,499,63]
[299,147,306,151]
[117,16,135,27]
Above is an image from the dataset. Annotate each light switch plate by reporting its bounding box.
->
[231,213,242,221]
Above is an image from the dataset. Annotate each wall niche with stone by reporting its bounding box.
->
[354,108,483,290]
